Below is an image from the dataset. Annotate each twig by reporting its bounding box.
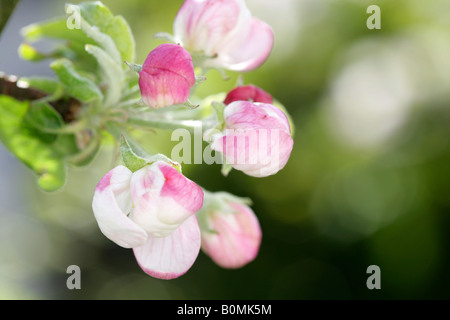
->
[0,72,82,122]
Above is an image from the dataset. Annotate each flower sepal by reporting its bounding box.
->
[124,61,142,75]
[153,32,176,43]
[203,100,227,142]
[198,190,252,224]
[120,135,181,173]
[272,99,295,137]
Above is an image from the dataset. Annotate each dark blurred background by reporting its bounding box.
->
[0,0,449,299]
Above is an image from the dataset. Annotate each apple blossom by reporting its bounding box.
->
[92,161,204,279]
[139,43,195,109]
[197,192,261,269]
[211,101,294,177]
[224,85,273,105]
[173,0,274,72]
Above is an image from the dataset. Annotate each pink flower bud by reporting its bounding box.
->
[200,200,262,269]
[174,0,274,72]
[224,85,273,105]
[92,162,204,279]
[139,43,195,109]
[211,101,294,177]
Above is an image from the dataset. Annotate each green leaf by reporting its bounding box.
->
[18,43,47,61]
[52,134,80,156]
[20,17,99,70]
[85,44,124,108]
[24,101,64,143]
[19,40,98,72]
[120,135,147,172]
[0,95,66,192]
[18,77,62,95]
[0,0,20,34]
[21,18,92,44]
[51,58,103,102]
[76,1,135,63]
[77,14,122,65]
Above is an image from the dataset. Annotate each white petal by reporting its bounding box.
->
[92,166,147,248]
[129,162,203,238]
[129,164,171,237]
[174,0,250,55]
[218,18,274,72]
[133,215,201,280]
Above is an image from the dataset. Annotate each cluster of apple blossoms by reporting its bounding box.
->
[0,0,293,280]
[92,0,294,279]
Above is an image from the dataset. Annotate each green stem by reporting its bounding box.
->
[116,97,142,108]
[66,132,99,164]
[103,121,122,140]
[121,85,140,101]
[126,117,208,133]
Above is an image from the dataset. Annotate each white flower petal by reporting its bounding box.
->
[217,18,274,72]
[129,162,203,238]
[92,166,147,248]
[133,215,201,280]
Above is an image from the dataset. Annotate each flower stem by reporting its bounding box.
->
[115,97,142,109]
[66,131,99,164]
[37,118,88,134]
[104,122,149,158]
[126,117,205,133]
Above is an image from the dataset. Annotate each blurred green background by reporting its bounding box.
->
[0,0,449,299]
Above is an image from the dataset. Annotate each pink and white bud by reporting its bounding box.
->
[200,199,262,269]
[139,43,195,109]
[92,162,204,279]
[211,101,294,177]
[173,0,274,72]
[129,162,204,238]
[224,85,273,105]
